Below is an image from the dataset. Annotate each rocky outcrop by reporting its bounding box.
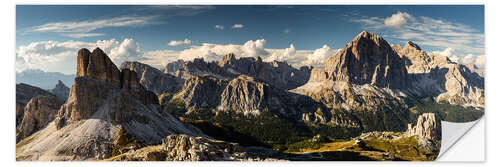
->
[406,113,439,141]
[324,31,408,89]
[49,80,70,101]
[76,48,121,86]
[16,83,53,127]
[120,61,184,95]
[308,68,328,82]
[16,95,63,142]
[405,113,440,152]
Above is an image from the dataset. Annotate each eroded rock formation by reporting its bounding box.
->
[16,95,63,142]
[406,113,439,141]
[16,83,54,127]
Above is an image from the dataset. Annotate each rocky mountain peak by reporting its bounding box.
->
[404,41,422,51]
[49,80,70,101]
[55,80,66,88]
[354,31,385,44]
[324,31,408,89]
[55,48,159,129]
[222,53,236,63]
[77,48,121,87]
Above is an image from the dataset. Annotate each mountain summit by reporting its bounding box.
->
[324,31,408,89]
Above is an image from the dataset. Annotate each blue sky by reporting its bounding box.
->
[16,5,485,74]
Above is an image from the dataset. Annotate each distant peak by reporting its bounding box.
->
[404,41,422,50]
[224,53,236,60]
[220,53,237,66]
[92,47,104,54]
[56,80,65,86]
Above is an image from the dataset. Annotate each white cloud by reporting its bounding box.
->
[432,47,485,69]
[16,38,142,74]
[242,39,268,58]
[351,12,484,56]
[462,54,475,65]
[65,33,105,38]
[475,55,485,68]
[303,45,337,67]
[265,44,296,62]
[144,39,330,68]
[168,39,192,46]
[29,15,158,38]
[232,24,244,29]
[384,12,413,28]
[215,25,224,30]
[17,38,339,74]
[108,38,141,66]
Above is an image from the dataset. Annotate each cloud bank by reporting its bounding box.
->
[16,39,141,74]
[432,48,485,69]
[168,39,192,46]
[17,38,340,74]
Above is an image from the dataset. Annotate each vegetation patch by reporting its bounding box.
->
[409,97,484,123]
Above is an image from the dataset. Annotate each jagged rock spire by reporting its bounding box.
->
[76,48,121,86]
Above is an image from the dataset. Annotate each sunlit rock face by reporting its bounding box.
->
[324,31,409,89]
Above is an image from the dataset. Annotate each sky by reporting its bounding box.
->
[16,5,485,75]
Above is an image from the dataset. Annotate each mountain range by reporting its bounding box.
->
[16,31,484,161]
[16,69,75,89]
